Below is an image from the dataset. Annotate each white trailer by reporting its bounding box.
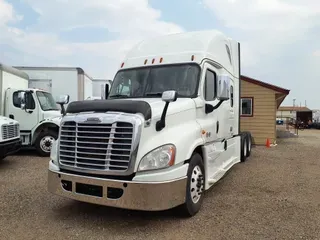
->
[90,79,112,99]
[48,30,252,217]
[0,64,22,159]
[14,67,93,103]
[1,63,69,156]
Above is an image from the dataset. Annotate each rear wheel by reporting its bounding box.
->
[240,134,247,162]
[34,130,58,157]
[246,133,252,157]
[179,153,205,217]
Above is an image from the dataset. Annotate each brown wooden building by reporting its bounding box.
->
[240,76,290,145]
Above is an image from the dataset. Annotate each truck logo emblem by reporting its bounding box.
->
[85,117,101,122]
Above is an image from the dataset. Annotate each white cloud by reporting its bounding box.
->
[1,0,183,78]
[0,0,22,25]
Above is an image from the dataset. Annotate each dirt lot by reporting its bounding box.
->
[1,130,320,240]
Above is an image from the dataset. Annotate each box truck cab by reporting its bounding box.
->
[0,63,69,156]
[4,88,69,156]
[48,30,252,217]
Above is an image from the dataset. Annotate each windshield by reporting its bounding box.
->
[108,64,200,99]
[36,91,59,111]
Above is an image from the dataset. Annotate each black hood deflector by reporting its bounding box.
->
[65,99,152,120]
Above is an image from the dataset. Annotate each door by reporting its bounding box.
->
[200,63,224,178]
[8,90,39,131]
[29,79,52,93]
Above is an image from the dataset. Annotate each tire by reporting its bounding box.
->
[34,130,58,157]
[179,153,205,217]
[246,133,252,157]
[240,134,247,162]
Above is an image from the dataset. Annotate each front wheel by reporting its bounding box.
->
[179,153,205,217]
[34,130,58,157]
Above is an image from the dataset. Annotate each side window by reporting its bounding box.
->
[204,70,217,101]
[230,85,234,107]
[13,91,35,110]
[241,98,253,116]
[13,92,22,108]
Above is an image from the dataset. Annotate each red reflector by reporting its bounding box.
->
[160,57,163,63]
[144,59,148,65]
[152,59,155,64]
[121,62,124,68]
[191,55,195,61]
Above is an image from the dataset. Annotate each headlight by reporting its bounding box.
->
[138,144,176,172]
[50,139,58,165]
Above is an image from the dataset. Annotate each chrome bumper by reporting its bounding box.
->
[48,170,187,211]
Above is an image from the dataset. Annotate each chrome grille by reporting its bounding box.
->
[59,121,134,171]
[2,123,19,140]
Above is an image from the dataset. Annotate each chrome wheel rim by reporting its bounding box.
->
[190,165,204,204]
[40,136,54,153]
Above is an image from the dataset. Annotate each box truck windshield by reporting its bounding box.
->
[108,63,200,99]
[36,91,59,111]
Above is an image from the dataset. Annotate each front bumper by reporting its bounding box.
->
[0,138,21,158]
[48,169,187,211]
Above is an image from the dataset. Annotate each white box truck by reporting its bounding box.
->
[89,79,112,100]
[14,67,93,103]
[1,63,69,156]
[0,64,22,160]
[48,30,252,217]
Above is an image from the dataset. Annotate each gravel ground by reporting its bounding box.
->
[1,130,320,240]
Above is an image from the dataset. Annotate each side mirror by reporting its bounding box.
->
[105,84,109,99]
[19,92,26,110]
[56,94,70,116]
[156,90,178,132]
[56,94,70,105]
[217,75,230,101]
[161,90,178,103]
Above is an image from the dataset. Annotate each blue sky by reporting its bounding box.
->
[1,0,319,108]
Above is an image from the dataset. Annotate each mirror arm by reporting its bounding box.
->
[156,102,170,132]
[212,100,224,111]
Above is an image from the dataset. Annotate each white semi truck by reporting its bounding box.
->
[1,63,69,156]
[48,30,252,216]
[0,64,22,160]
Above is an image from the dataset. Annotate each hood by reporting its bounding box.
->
[128,98,196,119]
[0,116,19,124]
[43,110,61,120]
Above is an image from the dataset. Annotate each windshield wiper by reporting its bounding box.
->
[108,94,129,99]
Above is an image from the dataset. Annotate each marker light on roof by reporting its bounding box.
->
[144,59,148,65]
[191,55,195,61]
[121,62,124,68]
[152,58,155,64]
[160,57,163,63]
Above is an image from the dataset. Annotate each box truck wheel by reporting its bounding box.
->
[179,153,205,217]
[35,130,58,157]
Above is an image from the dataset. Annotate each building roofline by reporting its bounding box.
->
[241,75,290,95]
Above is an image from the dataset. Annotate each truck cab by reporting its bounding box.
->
[48,30,252,216]
[4,88,69,156]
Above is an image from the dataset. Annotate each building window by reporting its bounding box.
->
[204,69,217,101]
[241,97,253,116]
